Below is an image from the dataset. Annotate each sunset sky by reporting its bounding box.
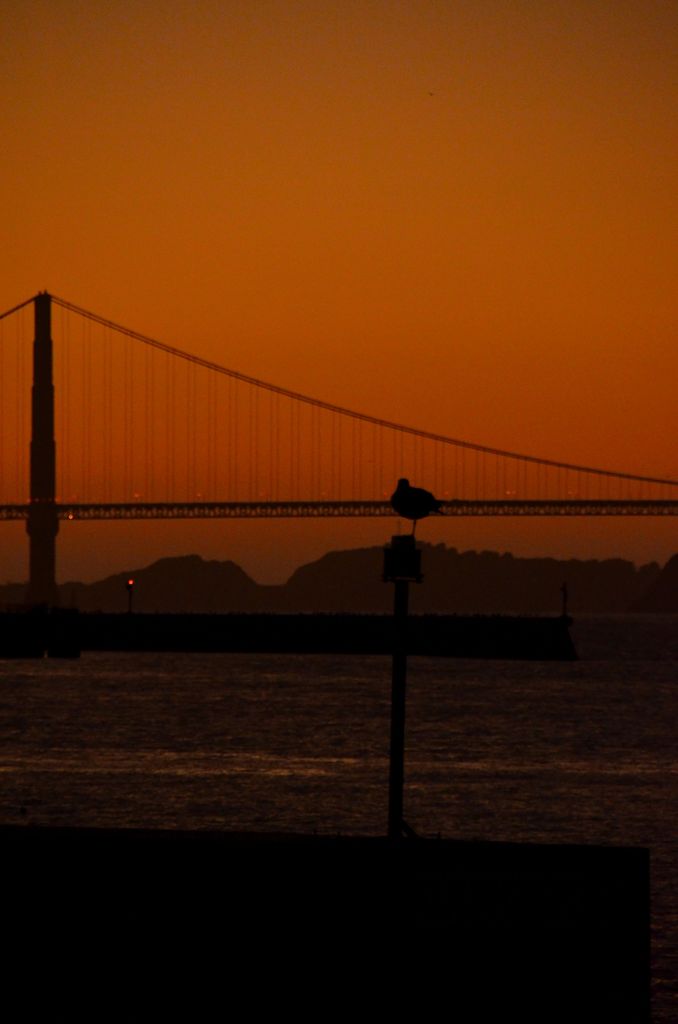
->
[1,1,677,583]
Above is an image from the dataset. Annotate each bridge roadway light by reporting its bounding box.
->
[125,578,135,615]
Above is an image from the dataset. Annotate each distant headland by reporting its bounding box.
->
[2,545,675,615]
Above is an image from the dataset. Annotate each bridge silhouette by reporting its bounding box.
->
[1,292,677,604]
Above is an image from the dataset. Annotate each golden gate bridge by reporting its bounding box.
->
[1,292,677,605]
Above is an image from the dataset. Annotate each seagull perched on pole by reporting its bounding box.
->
[390,478,444,534]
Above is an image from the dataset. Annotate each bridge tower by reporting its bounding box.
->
[26,292,58,606]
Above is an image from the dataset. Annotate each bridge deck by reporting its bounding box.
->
[1,500,677,520]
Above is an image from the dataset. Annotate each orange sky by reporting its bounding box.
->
[1,1,677,583]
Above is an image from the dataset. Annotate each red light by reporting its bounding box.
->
[127,578,134,586]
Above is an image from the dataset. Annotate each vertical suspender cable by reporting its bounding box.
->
[164,351,170,501]
[288,399,293,499]
[0,318,4,503]
[330,411,336,499]
[233,378,239,501]
[209,370,215,499]
[16,311,23,499]
[145,342,151,499]
[248,385,253,500]
[168,353,175,501]
[184,357,190,500]
[337,408,342,499]
[124,330,131,499]
[310,405,316,499]
[84,315,91,499]
[269,392,275,500]
[132,336,138,499]
[296,401,302,500]
[192,363,198,497]
[352,418,357,498]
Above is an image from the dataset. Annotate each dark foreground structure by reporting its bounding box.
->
[1,826,648,1020]
[0,609,576,659]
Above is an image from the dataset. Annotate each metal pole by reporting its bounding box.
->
[388,577,409,840]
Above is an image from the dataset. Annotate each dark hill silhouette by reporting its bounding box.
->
[0,545,664,614]
[284,545,659,614]
[631,553,678,612]
[283,548,388,611]
[414,546,659,615]
[60,555,260,614]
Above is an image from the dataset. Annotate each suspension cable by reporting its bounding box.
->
[0,297,34,322]
[50,294,678,488]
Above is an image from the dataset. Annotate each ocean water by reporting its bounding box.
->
[0,614,675,1019]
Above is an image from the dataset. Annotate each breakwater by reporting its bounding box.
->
[0,609,576,659]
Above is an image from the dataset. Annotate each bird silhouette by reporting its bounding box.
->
[391,478,444,533]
